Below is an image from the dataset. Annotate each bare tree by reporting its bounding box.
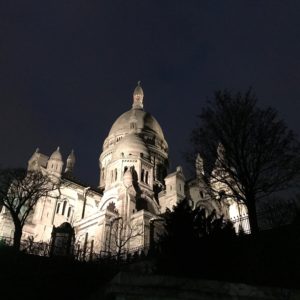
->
[191,90,300,235]
[0,168,59,250]
[109,217,143,261]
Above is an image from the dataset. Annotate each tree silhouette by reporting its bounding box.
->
[191,89,300,234]
[0,168,59,250]
[157,199,235,275]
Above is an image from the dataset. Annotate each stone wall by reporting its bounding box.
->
[103,272,300,300]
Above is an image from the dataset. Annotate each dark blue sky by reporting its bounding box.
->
[1,1,300,186]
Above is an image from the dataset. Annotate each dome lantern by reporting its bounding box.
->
[132,81,144,110]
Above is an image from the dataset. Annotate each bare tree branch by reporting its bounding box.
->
[0,168,60,250]
[109,217,143,260]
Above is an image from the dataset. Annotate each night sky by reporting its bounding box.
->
[1,1,300,187]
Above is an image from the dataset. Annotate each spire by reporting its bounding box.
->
[132,81,144,110]
[67,150,75,164]
[195,153,204,177]
[65,149,76,175]
[217,143,225,161]
[214,143,227,170]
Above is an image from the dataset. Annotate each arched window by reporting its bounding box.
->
[101,168,105,180]
[111,170,114,182]
[156,164,166,181]
[136,198,148,211]
[141,169,145,182]
[62,201,67,215]
[67,206,72,218]
[145,171,149,184]
[56,203,61,214]
[114,168,118,181]
[130,122,136,130]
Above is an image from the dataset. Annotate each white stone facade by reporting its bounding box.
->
[0,83,248,255]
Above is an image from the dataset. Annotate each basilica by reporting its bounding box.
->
[0,83,248,255]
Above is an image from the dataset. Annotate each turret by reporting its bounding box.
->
[47,147,63,177]
[27,148,48,171]
[159,166,186,212]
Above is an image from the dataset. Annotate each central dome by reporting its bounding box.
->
[99,82,169,189]
[109,109,165,140]
[102,82,168,154]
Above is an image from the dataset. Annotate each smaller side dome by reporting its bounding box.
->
[47,146,64,177]
[132,81,144,110]
[50,146,62,161]
[112,133,149,160]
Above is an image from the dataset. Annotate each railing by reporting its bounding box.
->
[73,244,150,262]
[229,201,299,234]
[0,236,51,256]
[230,214,251,234]
[0,236,150,263]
